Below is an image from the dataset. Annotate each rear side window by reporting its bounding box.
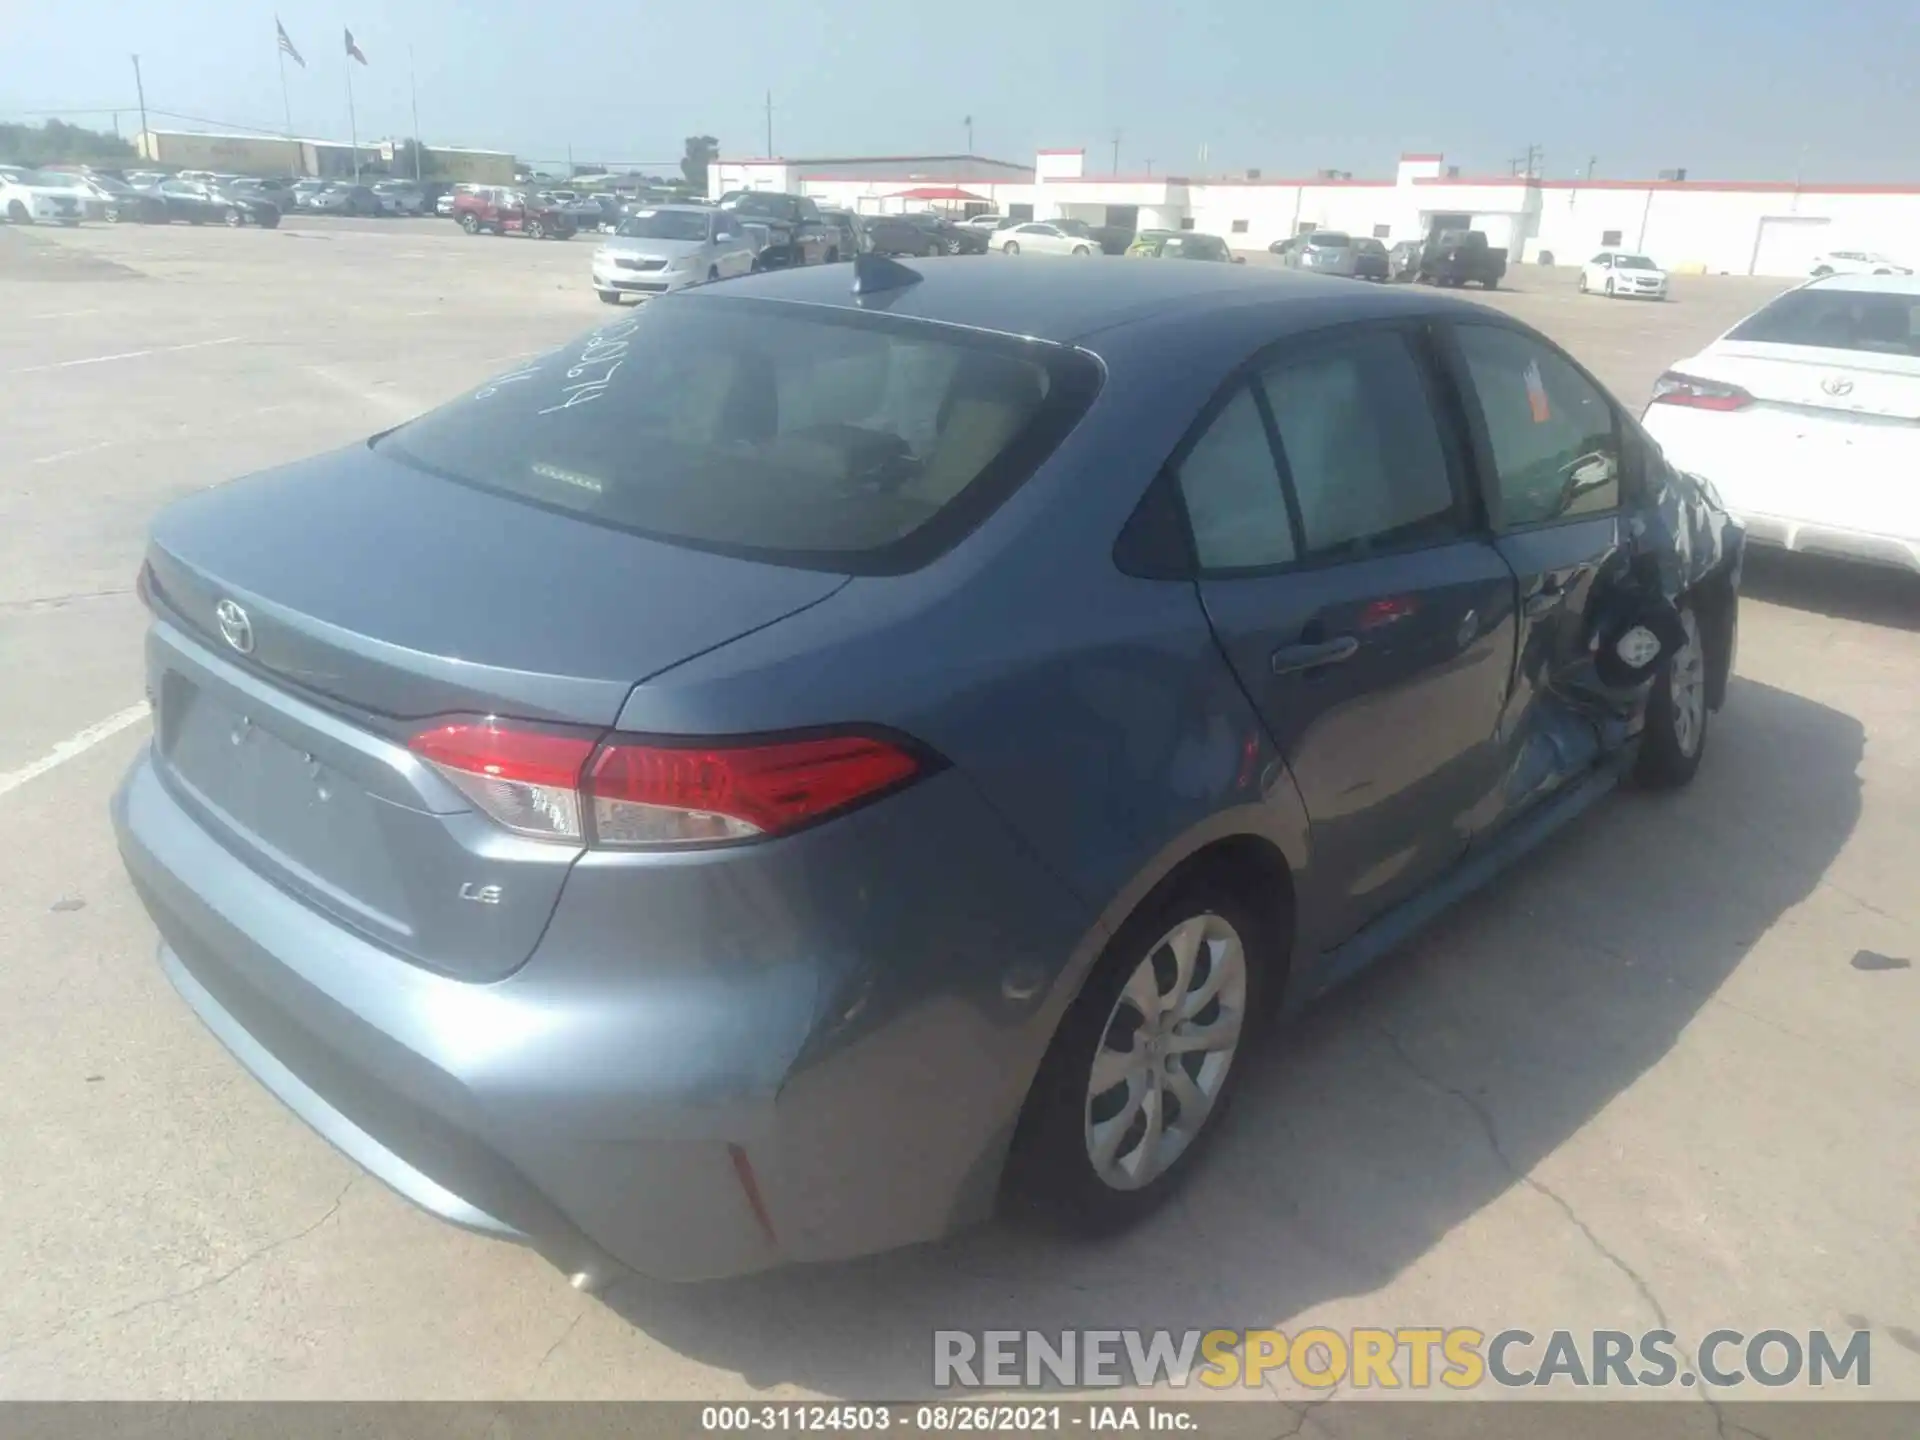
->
[377,299,1100,574]
[1454,324,1621,528]
[1725,289,1920,357]
[1257,330,1461,558]
[1174,387,1297,570]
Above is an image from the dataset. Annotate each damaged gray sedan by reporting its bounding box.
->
[115,259,1741,1284]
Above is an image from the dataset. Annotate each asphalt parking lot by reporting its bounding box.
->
[3,217,1917,1406]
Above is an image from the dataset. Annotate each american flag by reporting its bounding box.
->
[344,27,368,64]
[276,18,305,68]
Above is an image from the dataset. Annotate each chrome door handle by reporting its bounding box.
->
[1271,636,1360,675]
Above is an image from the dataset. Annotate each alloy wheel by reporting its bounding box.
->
[1084,912,1248,1192]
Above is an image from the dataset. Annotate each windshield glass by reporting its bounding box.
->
[1617,254,1657,270]
[1726,289,1920,356]
[616,209,709,241]
[1165,234,1228,260]
[30,170,84,187]
[1053,219,1092,236]
[724,193,791,218]
[375,299,1101,572]
[1308,232,1351,247]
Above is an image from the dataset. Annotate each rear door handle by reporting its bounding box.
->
[1271,636,1360,675]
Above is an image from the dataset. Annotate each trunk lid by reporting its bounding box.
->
[1694,341,1920,422]
[144,444,846,979]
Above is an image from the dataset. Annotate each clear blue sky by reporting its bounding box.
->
[6,0,1917,179]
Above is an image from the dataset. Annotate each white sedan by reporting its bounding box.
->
[0,168,93,225]
[591,203,757,303]
[1580,250,1669,299]
[1809,250,1912,278]
[1641,274,1920,572]
[996,221,1097,257]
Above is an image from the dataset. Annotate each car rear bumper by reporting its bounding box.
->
[1732,511,1920,571]
[113,733,1091,1282]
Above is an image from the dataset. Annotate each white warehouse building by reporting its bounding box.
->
[712,147,1920,277]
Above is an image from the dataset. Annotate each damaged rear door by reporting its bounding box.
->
[1439,319,1670,828]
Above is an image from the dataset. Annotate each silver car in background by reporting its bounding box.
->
[591,203,758,303]
[1286,231,1360,276]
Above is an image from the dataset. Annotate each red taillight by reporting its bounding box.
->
[586,735,922,847]
[1649,371,1753,412]
[409,720,598,841]
[408,721,925,848]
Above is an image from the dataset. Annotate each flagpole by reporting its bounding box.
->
[277,47,297,176]
[345,56,359,181]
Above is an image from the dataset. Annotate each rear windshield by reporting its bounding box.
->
[375,298,1102,573]
[1308,233,1351,247]
[1164,234,1229,260]
[1726,289,1920,357]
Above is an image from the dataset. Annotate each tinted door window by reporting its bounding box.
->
[1173,386,1296,570]
[1256,330,1462,559]
[1454,324,1621,528]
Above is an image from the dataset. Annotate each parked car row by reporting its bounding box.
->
[0,167,283,228]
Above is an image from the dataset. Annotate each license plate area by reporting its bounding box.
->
[158,670,414,935]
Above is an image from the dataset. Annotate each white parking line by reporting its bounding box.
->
[7,336,242,376]
[0,703,151,801]
[29,308,103,321]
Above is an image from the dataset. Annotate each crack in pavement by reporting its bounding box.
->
[1370,1024,1774,1440]
[0,1173,359,1363]
[531,1307,589,1380]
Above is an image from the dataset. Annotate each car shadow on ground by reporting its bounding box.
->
[600,675,1860,1397]
[1741,550,1920,632]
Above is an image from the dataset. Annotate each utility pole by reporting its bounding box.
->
[409,46,423,181]
[131,54,150,162]
[1111,129,1121,175]
[964,115,973,154]
[765,91,774,158]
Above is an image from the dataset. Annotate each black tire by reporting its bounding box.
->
[945,238,962,255]
[1634,603,1708,789]
[596,289,621,304]
[1812,266,1833,278]
[1605,278,1616,297]
[707,265,719,283]
[225,207,245,228]
[1578,271,1588,292]
[105,206,123,224]
[1006,872,1275,1234]
[1072,244,1091,256]
[527,217,547,240]
[7,200,29,223]
[1482,274,1498,289]
[825,246,840,264]
[459,213,481,234]
[1002,240,1020,255]
[259,212,280,229]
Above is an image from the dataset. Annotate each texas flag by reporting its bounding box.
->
[344,27,368,64]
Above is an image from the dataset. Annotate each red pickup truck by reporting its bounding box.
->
[451,187,576,240]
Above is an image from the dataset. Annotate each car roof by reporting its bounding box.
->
[630,203,712,216]
[1806,272,1920,295]
[690,255,1479,346]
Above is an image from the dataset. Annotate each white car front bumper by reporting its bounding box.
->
[591,254,704,297]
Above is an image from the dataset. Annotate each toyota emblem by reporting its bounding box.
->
[214,598,255,654]
[1820,376,1855,397]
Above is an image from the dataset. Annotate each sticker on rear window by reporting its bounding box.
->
[1524,357,1551,423]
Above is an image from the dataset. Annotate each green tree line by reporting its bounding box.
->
[0,119,137,167]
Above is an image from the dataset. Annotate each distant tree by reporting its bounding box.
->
[388,139,445,180]
[681,135,719,191]
[0,119,137,167]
